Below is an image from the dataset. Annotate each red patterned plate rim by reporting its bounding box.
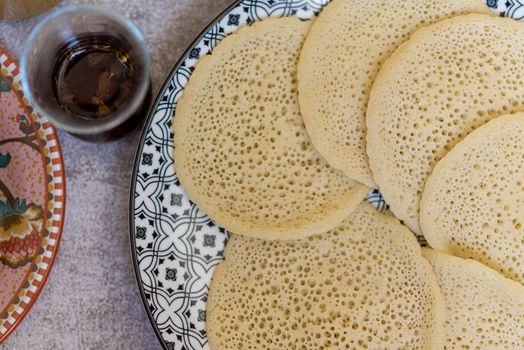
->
[0,47,66,344]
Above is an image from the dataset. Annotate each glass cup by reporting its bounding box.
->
[20,5,151,142]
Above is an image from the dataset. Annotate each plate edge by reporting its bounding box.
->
[128,1,244,349]
[0,47,67,345]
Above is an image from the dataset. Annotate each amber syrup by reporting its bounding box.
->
[53,34,135,120]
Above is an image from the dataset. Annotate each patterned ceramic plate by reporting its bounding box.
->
[0,48,66,344]
[129,1,513,349]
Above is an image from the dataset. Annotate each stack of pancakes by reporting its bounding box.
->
[173,1,524,348]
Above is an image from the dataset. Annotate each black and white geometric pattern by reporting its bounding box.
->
[130,1,501,349]
[487,0,524,19]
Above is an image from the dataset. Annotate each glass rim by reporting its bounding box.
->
[20,4,151,135]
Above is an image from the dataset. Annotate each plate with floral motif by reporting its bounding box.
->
[0,48,66,344]
[129,0,516,349]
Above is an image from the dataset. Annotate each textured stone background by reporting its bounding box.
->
[0,0,232,348]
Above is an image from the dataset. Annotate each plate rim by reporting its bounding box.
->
[128,1,243,348]
[0,47,67,344]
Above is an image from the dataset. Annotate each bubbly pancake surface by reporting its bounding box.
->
[367,14,524,235]
[173,17,368,240]
[423,249,524,350]
[421,113,524,284]
[297,0,492,187]
[207,204,444,350]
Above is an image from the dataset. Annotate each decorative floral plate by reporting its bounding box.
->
[0,48,66,344]
[129,1,513,349]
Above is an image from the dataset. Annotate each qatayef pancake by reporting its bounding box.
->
[423,249,524,350]
[297,0,492,187]
[173,17,368,241]
[421,113,524,284]
[207,203,445,350]
[367,14,524,235]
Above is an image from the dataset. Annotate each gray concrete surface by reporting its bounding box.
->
[0,0,232,348]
